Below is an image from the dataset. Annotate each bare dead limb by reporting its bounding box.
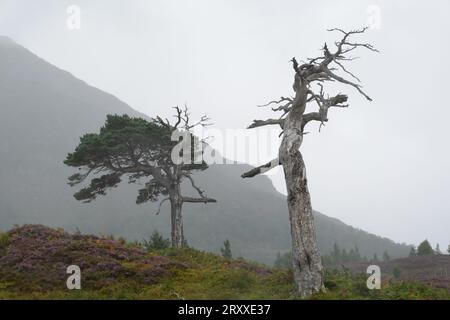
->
[182,197,217,203]
[333,60,361,83]
[302,93,348,130]
[155,197,170,215]
[241,158,280,178]
[258,96,293,108]
[156,105,212,132]
[324,69,372,101]
[184,174,206,198]
[247,118,284,129]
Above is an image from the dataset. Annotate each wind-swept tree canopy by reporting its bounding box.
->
[65,115,171,202]
[65,108,216,247]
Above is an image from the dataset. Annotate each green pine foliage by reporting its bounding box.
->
[392,267,402,279]
[64,113,208,204]
[417,240,434,256]
[221,239,232,259]
[142,231,171,251]
[64,114,173,203]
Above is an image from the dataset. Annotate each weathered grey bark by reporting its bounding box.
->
[283,153,324,296]
[169,184,184,248]
[278,83,324,296]
[165,170,217,248]
[242,27,376,297]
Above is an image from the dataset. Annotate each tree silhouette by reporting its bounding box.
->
[221,239,232,259]
[435,243,441,254]
[417,240,434,256]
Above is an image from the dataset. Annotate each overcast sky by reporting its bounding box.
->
[1,0,449,249]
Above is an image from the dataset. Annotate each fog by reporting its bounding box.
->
[1,0,449,249]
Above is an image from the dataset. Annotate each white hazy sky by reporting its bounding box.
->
[1,0,449,249]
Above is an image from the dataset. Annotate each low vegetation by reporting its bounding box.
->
[0,225,448,300]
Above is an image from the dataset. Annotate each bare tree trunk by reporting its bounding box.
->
[279,109,324,297]
[169,185,184,248]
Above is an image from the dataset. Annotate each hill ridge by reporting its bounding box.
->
[0,225,447,299]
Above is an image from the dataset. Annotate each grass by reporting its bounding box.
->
[0,232,9,254]
[0,225,449,300]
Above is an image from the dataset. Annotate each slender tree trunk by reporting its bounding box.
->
[169,184,184,248]
[279,106,324,297]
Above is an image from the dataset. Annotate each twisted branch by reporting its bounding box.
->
[242,27,376,178]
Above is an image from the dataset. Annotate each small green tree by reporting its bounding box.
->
[274,252,292,269]
[382,250,390,262]
[142,230,170,251]
[353,245,361,261]
[372,253,379,262]
[221,239,232,259]
[392,267,401,279]
[409,246,416,257]
[417,240,434,256]
[331,243,341,264]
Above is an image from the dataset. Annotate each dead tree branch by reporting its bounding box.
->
[155,197,170,215]
[247,119,284,129]
[241,158,280,178]
[182,197,217,203]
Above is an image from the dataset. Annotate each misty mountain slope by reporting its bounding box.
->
[0,36,411,263]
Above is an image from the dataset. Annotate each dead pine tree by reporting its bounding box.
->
[242,27,378,297]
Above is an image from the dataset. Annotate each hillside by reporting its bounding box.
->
[0,225,448,300]
[0,36,411,264]
[341,255,450,291]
